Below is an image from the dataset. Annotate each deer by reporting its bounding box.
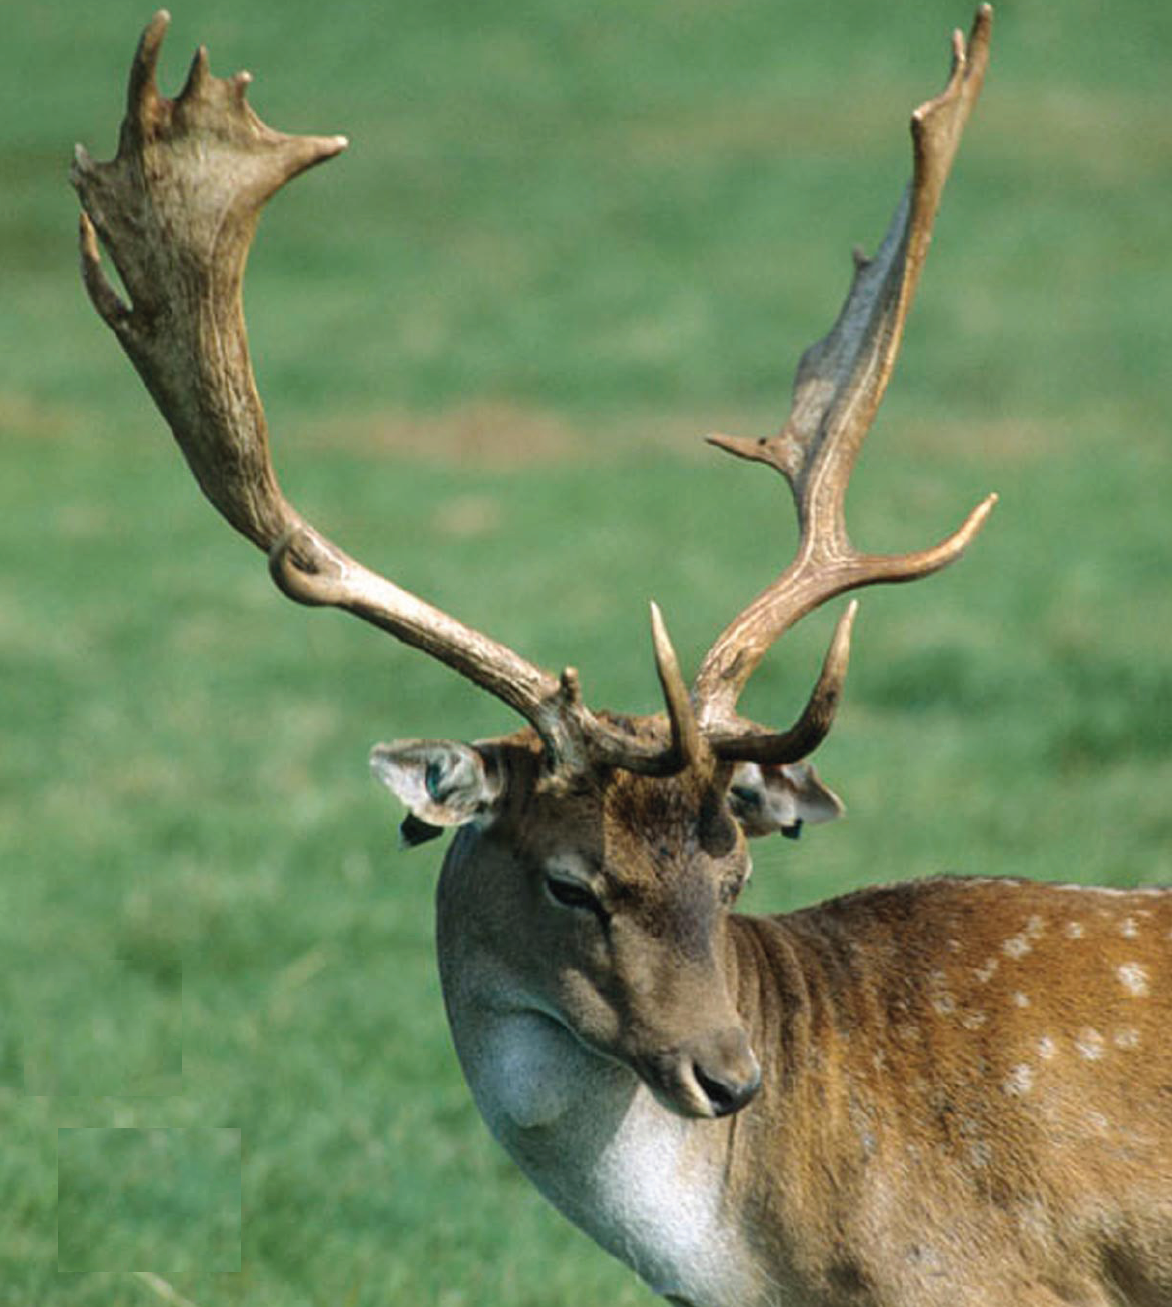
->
[72,6,1172,1305]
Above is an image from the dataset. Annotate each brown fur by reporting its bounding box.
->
[729,879,1172,1304]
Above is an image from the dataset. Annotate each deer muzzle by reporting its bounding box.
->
[639,1026,762,1120]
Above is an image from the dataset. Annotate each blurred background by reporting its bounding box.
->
[2,0,1169,1302]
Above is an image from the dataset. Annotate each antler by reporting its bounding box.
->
[73,9,995,783]
[71,10,700,777]
[694,5,997,760]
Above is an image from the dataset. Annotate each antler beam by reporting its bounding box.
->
[695,5,996,752]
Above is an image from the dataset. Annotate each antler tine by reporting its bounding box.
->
[649,602,704,771]
[694,5,996,745]
[706,600,858,765]
[73,13,699,778]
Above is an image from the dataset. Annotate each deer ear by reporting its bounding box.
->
[728,761,844,841]
[370,740,504,843]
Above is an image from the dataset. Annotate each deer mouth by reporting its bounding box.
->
[636,1037,763,1120]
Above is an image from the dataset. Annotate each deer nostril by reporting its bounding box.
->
[693,1060,762,1117]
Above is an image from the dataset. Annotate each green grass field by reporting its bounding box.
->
[2,0,1170,1302]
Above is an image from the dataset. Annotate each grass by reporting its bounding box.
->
[1,0,1169,1302]
[57,1129,241,1272]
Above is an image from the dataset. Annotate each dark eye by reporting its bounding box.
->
[729,784,761,812]
[545,874,605,917]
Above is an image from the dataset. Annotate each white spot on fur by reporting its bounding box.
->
[1037,1035,1057,1060]
[1002,915,1046,961]
[975,959,999,984]
[1075,1028,1105,1061]
[1113,1028,1140,1050]
[969,1141,992,1168]
[961,1011,988,1031]
[929,971,956,1016]
[1120,917,1139,938]
[1065,921,1084,940]
[1118,963,1149,997]
[1003,1064,1034,1096]
[1012,991,1031,1008]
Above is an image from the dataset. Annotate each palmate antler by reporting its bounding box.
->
[72,8,994,781]
[70,10,704,776]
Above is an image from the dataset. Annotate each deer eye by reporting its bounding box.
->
[544,874,606,918]
[729,784,761,812]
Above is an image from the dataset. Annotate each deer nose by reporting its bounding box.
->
[691,1030,762,1117]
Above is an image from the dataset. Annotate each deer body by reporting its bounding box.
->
[72,8,1172,1305]
[746,877,1172,1305]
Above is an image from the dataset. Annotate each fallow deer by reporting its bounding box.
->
[73,7,1171,1304]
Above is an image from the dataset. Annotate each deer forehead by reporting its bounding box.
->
[529,766,740,868]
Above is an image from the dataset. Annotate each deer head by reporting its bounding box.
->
[72,8,994,1121]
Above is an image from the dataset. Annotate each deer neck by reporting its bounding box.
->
[433,855,779,1305]
[432,847,854,1305]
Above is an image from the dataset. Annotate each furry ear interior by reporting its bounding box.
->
[728,761,844,840]
[370,740,504,845]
